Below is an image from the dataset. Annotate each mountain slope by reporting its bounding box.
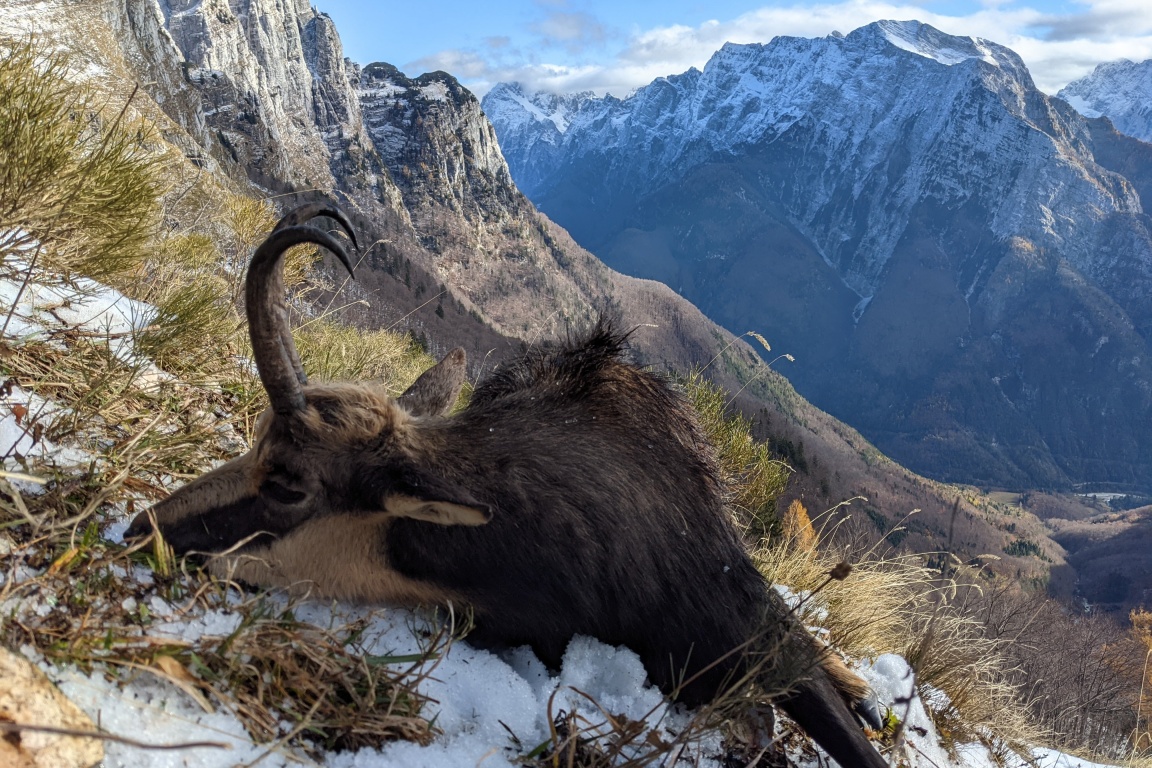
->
[1060,59,1152,143]
[484,20,1152,493]
[118,4,1083,572]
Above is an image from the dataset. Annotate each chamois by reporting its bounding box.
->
[127,204,887,767]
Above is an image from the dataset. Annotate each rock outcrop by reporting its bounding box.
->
[0,648,103,768]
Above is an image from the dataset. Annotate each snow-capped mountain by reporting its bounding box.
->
[485,20,1139,299]
[484,20,1152,491]
[1060,59,1152,143]
[477,85,597,207]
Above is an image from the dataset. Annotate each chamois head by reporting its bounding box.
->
[125,206,490,561]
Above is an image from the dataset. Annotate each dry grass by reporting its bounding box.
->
[514,663,825,768]
[0,274,453,759]
[0,33,462,758]
[120,604,442,753]
[0,226,453,754]
[754,527,1043,763]
[294,321,436,392]
[684,366,1063,763]
[0,522,444,757]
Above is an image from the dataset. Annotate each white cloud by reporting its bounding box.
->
[531,10,608,52]
[409,49,494,80]
[417,0,1152,97]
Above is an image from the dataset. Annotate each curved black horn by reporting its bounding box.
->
[272,203,360,251]
[246,226,356,416]
[267,204,359,386]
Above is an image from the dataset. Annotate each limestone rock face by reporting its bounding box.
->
[107,0,404,216]
[359,63,516,218]
[104,0,590,335]
[355,63,606,335]
[0,648,103,768]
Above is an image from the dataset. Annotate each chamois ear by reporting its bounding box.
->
[384,494,492,526]
[398,348,467,417]
[383,466,492,526]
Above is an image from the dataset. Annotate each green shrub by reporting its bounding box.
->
[683,370,790,540]
[0,37,158,279]
[1002,538,1045,559]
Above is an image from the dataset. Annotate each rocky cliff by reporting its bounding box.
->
[484,21,1152,492]
[108,0,404,213]
[102,0,627,340]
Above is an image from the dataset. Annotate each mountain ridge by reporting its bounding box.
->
[483,20,1152,493]
[1060,58,1152,144]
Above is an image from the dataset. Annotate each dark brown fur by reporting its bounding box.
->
[126,207,886,767]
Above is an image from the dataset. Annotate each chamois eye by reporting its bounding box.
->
[260,478,307,505]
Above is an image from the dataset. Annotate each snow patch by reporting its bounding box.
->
[876,20,999,67]
[1030,748,1121,767]
[0,259,158,365]
[56,667,295,768]
[0,257,172,481]
[494,85,573,133]
[1061,93,1102,118]
[170,0,204,20]
[360,83,408,99]
[418,82,448,102]
[40,593,722,768]
[0,384,92,472]
[862,654,956,766]
[1059,59,1152,142]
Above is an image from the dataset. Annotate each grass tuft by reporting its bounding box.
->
[683,370,790,540]
[293,321,436,391]
[754,533,1042,762]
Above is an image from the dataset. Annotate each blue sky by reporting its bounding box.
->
[311,0,1152,96]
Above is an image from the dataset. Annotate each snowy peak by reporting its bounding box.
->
[483,82,597,134]
[867,20,1012,69]
[481,83,614,197]
[699,21,1026,88]
[487,20,1042,178]
[1060,58,1152,143]
[485,20,1107,292]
